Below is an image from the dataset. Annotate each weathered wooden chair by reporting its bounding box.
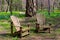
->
[36,14,51,33]
[10,16,30,38]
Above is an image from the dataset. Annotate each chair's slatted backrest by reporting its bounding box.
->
[36,14,45,25]
[10,16,21,31]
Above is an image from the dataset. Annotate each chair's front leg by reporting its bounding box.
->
[27,23,30,34]
[20,27,22,38]
[36,23,40,32]
[49,28,50,33]
[11,21,13,36]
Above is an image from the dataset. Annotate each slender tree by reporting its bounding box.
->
[41,1,43,11]
[41,0,44,11]
[10,0,13,35]
[33,0,36,16]
[53,0,55,13]
[10,0,12,15]
[36,0,38,10]
[6,0,10,12]
[48,0,50,15]
[0,0,2,11]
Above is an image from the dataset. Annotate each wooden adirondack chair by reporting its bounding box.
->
[36,14,50,33]
[10,16,30,38]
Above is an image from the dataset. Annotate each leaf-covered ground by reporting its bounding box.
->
[0,10,60,40]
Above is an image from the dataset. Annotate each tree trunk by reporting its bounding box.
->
[32,0,36,16]
[36,0,38,10]
[48,0,50,15]
[6,0,10,12]
[53,0,55,13]
[41,1,43,11]
[25,0,36,17]
[10,0,13,35]
[40,0,44,12]
[0,0,2,12]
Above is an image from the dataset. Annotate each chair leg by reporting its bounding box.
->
[49,28,50,33]
[20,27,22,38]
[27,23,30,35]
[11,22,13,36]
[36,23,40,32]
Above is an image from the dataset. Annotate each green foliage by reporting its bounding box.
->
[0,12,25,20]
[37,9,60,17]
[0,10,60,20]
[12,37,18,40]
[0,21,10,30]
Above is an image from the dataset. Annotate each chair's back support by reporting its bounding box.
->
[10,16,21,31]
[36,14,45,25]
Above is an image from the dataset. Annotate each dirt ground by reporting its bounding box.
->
[0,21,60,40]
[20,36,55,40]
[0,30,59,40]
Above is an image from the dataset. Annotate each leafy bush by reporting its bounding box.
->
[0,12,25,20]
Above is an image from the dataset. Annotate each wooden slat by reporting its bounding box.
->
[42,25,50,28]
[10,16,21,31]
[22,28,30,32]
[36,14,45,25]
[22,31,29,36]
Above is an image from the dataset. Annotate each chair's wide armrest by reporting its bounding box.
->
[22,28,30,33]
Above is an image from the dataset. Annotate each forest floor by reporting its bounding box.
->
[0,11,60,40]
[0,30,60,40]
[0,20,60,40]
